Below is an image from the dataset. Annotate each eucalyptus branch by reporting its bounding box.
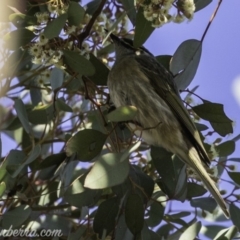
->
[77,0,108,48]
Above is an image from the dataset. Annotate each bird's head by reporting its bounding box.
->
[109,33,153,62]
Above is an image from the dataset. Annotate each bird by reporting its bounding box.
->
[107,33,229,218]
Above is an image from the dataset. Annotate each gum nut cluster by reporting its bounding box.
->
[138,0,195,28]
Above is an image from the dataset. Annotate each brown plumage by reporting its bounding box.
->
[107,34,229,218]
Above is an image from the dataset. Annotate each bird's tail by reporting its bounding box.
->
[186,147,229,218]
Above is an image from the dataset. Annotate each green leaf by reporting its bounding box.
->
[156,55,172,71]
[66,129,107,161]
[0,182,6,197]
[179,221,201,240]
[9,13,37,27]
[194,0,212,12]
[84,152,130,189]
[130,165,154,200]
[115,214,133,240]
[195,122,208,131]
[12,145,41,178]
[37,152,66,170]
[146,201,164,227]
[186,182,207,199]
[89,54,109,85]
[230,203,240,230]
[64,176,102,208]
[63,50,95,76]
[227,171,240,185]
[125,193,144,235]
[120,0,136,25]
[174,165,187,201]
[215,141,235,157]
[56,98,73,112]
[93,197,120,238]
[28,104,54,124]
[1,49,32,79]
[2,205,32,228]
[213,225,238,240]
[97,43,115,57]
[170,39,202,90]
[14,99,31,134]
[190,197,217,213]
[107,106,138,122]
[204,225,228,240]
[50,67,64,90]
[151,146,176,197]
[133,7,154,47]
[85,0,101,15]
[192,102,233,136]
[44,13,67,39]
[4,29,35,50]
[6,150,27,176]
[68,2,85,26]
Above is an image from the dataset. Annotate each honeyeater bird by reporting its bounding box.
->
[107,33,229,218]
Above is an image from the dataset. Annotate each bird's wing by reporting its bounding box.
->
[135,54,210,165]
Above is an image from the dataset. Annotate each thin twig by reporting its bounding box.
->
[201,0,223,43]
[77,0,108,48]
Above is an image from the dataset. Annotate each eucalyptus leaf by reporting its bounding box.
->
[192,102,233,136]
[170,39,202,90]
[133,7,154,47]
[194,0,212,12]
[146,201,164,227]
[68,2,85,26]
[9,13,37,27]
[0,182,6,197]
[213,225,238,240]
[66,129,107,161]
[28,104,54,124]
[12,145,41,178]
[190,197,217,213]
[4,29,35,50]
[115,214,134,240]
[56,98,73,112]
[215,141,235,157]
[151,146,176,197]
[2,205,32,228]
[230,203,240,230]
[93,197,120,238]
[120,0,136,25]
[107,106,137,122]
[84,151,130,189]
[14,99,31,134]
[64,186,102,208]
[179,221,201,240]
[125,193,144,235]
[186,182,207,199]
[174,164,187,201]
[50,67,64,90]
[63,50,95,76]
[227,171,240,185]
[5,150,26,176]
[156,55,172,71]
[85,0,101,15]
[89,53,109,85]
[44,13,67,39]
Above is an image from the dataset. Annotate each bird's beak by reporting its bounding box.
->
[109,33,121,44]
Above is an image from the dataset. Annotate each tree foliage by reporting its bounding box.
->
[0,0,239,239]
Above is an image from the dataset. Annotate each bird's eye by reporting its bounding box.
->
[135,50,141,55]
